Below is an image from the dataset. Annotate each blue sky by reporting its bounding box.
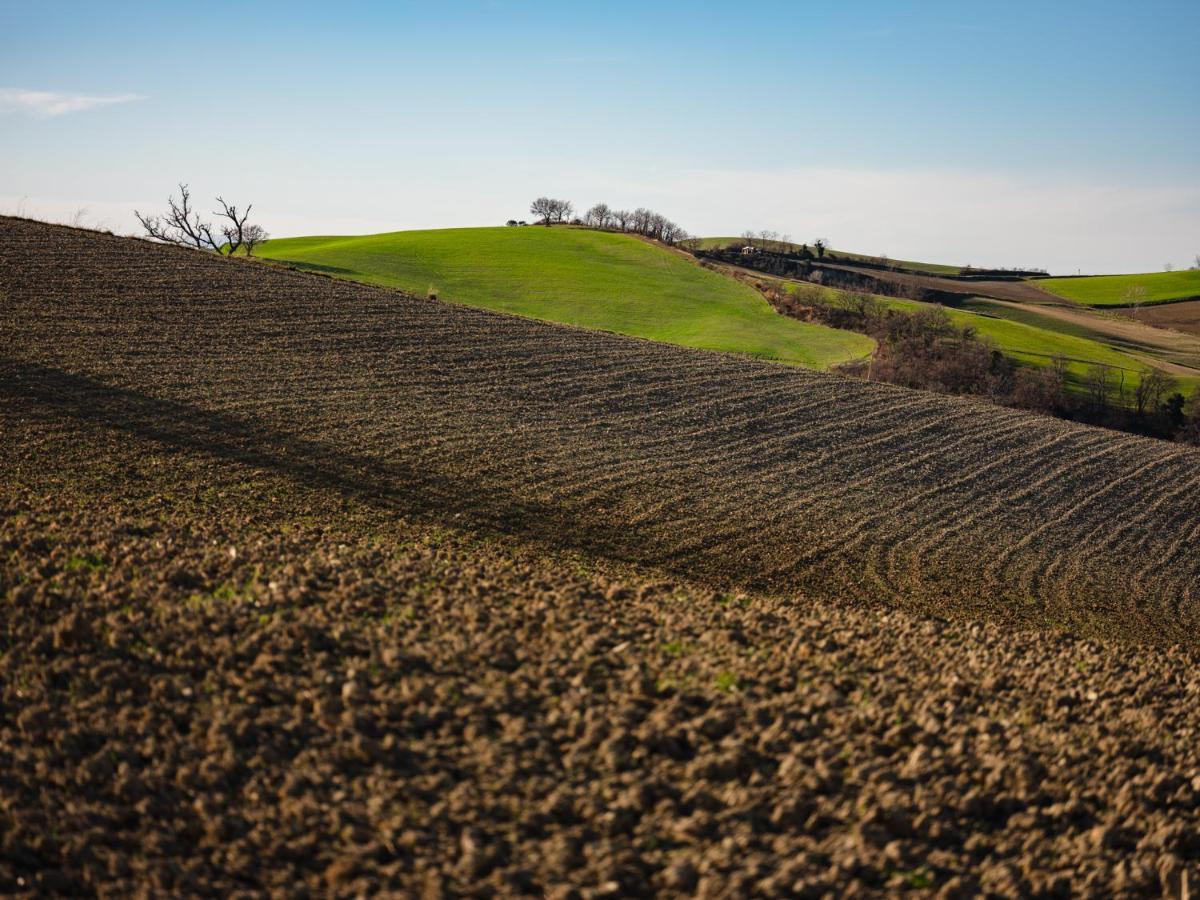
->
[2,0,1197,273]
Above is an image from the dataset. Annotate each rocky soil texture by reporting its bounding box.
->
[2,218,1199,896]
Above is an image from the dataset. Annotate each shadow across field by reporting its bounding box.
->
[5,216,1200,652]
[0,359,656,567]
[262,258,359,277]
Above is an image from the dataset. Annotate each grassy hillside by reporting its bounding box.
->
[257,227,874,370]
[1035,270,1200,306]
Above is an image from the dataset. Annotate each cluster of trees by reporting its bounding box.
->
[773,284,1200,444]
[736,230,829,258]
[528,197,690,246]
[529,197,575,226]
[135,184,269,256]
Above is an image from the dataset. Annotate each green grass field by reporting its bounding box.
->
[256,227,874,370]
[1034,270,1200,306]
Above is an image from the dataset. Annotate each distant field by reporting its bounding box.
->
[828,249,963,276]
[697,237,962,275]
[258,227,874,370]
[882,296,1154,383]
[1035,270,1200,306]
[785,283,1198,397]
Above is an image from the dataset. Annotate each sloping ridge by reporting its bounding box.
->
[3,216,1199,648]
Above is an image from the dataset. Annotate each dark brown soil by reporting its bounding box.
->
[1122,300,1200,338]
[3,217,1199,648]
[3,217,1200,896]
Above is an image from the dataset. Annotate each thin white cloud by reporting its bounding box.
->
[0,88,143,117]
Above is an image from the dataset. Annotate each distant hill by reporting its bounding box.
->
[1034,270,1200,306]
[697,237,963,275]
[256,227,874,370]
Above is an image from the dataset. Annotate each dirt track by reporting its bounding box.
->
[3,217,1200,896]
[1123,299,1200,338]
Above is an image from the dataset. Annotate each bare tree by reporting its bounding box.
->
[530,197,556,226]
[243,223,270,257]
[213,196,253,255]
[1193,253,1200,270]
[740,229,756,249]
[1133,368,1177,418]
[612,209,631,231]
[1164,262,1174,272]
[1084,363,1113,415]
[1123,284,1147,320]
[585,203,611,229]
[136,183,262,255]
[660,220,684,245]
[813,237,829,259]
[136,183,218,250]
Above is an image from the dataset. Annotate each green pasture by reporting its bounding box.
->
[256,227,874,370]
[1034,270,1200,307]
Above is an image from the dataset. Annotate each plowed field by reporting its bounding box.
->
[3,217,1200,896]
[4,217,1198,647]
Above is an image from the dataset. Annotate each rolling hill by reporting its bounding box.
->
[1033,269,1200,306]
[255,226,874,370]
[6,216,1199,643]
[5,217,1200,896]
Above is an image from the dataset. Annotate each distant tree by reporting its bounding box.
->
[1165,262,1175,272]
[1193,253,1200,270]
[1051,354,1069,386]
[740,229,756,249]
[813,237,829,259]
[1178,389,1200,444]
[612,209,631,231]
[506,219,518,226]
[135,183,263,256]
[1084,363,1113,416]
[585,203,611,229]
[555,199,574,224]
[1133,368,1176,418]
[242,224,270,257]
[530,196,556,226]
[660,220,684,245]
[136,183,217,251]
[1123,284,1147,319]
[1164,391,1187,434]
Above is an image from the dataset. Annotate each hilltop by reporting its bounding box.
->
[255,226,874,370]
